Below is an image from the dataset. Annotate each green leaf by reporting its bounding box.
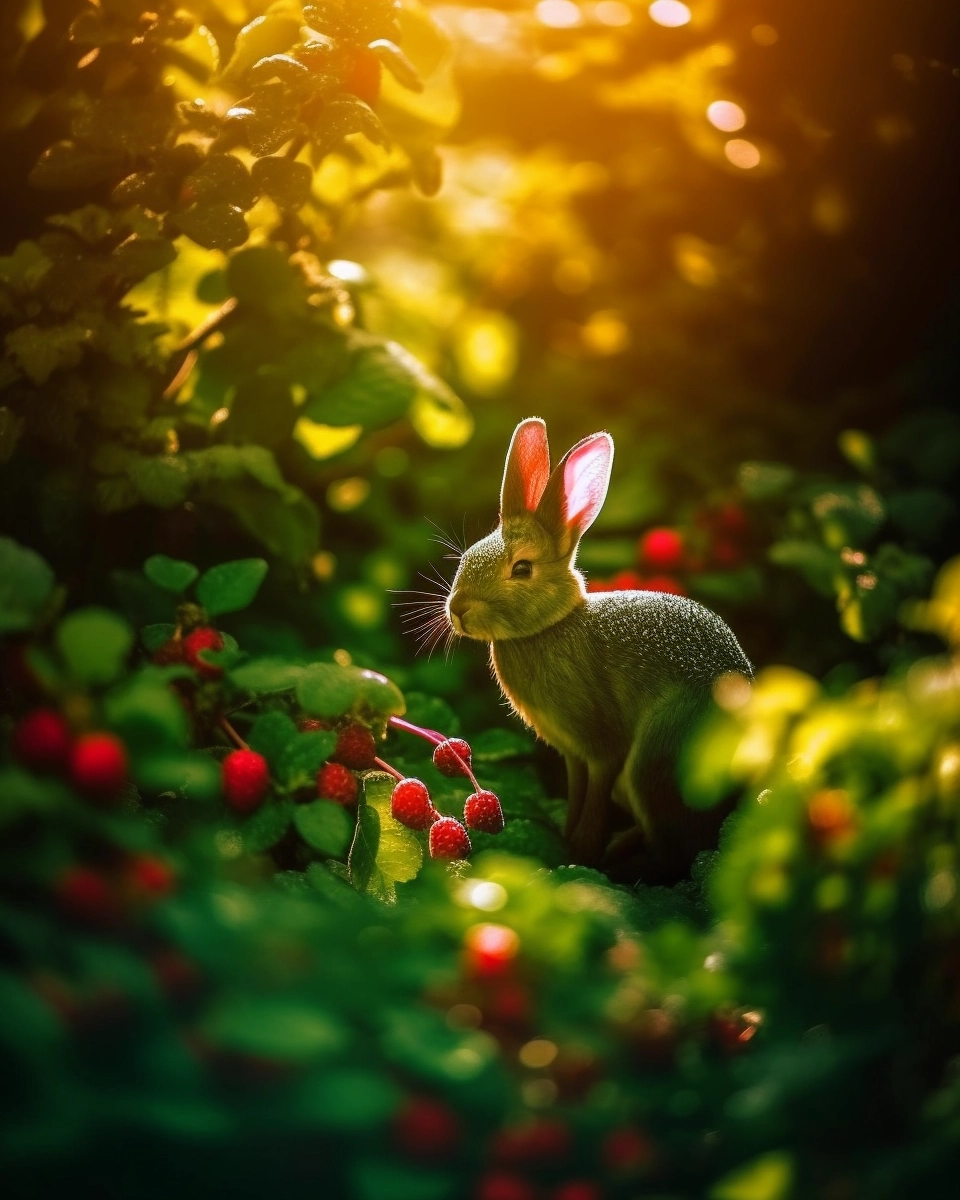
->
[470,728,534,763]
[297,662,361,719]
[174,201,249,251]
[29,141,124,190]
[710,1152,793,1200]
[137,753,222,803]
[202,997,347,1061]
[228,245,307,320]
[351,1161,454,1200]
[141,623,178,653]
[350,774,423,902]
[225,375,298,448]
[0,537,55,633]
[295,1070,403,1131]
[281,730,338,790]
[250,156,312,210]
[470,817,566,867]
[306,337,445,429]
[242,799,294,852]
[768,540,837,597]
[202,478,320,564]
[294,799,354,857]
[143,554,199,593]
[737,461,797,500]
[247,710,298,767]
[354,668,406,719]
[56,607,134,685]
[197,558,268,616]
[0,768,71,832]
[348,795,380,895]
[104,677,190,752]
[228,657,306,694]
[183,155,256,210]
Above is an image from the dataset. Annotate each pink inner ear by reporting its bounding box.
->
[515,422,550,512]
[563,435,613,530]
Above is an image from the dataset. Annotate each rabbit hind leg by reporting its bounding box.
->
[566,760,618,867]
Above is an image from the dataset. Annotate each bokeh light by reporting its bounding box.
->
[536,0,583,28]
[648,1,692,28]
[724,138,761,169]
[706,100,747,132]
[594,1,632,26]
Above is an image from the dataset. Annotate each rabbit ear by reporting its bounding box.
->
[500,418,551,518]
[537,432,613,555]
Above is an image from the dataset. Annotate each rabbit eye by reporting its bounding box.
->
[510,559,533,579]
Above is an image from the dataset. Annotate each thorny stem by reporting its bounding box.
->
[219,716,248,751]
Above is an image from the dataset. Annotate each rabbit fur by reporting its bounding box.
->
[445,417,753,878]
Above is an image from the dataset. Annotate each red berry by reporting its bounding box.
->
[708,1009,758,1055]
[55,866,116,922]
[642,575,687,596]
[464,790,504,833]
[68,732,128,801]
[433,737,472,777]
[602,1126,655,1175]
[475,1173,538,1200]
[344,47,381,105]
[611,569,645,591]
[392,778,438,830]
[150,949,202,1001]
[713,502,750,537]
[317,761,358,805]
[333,723,378,769]
[639,527,685,571]
[485,980,531,1024]
[429,816,471,859]
[299,717,332,732]
[12,708,72,772]
[493,1118,571,1165]
[222,748,270,812]
[125,854,176,900]
[550,1183,602,1200]
[464,923,519,978]
[182,626,224,678]
[585,578,616,593]
[709,539,744,568]
[394,1096,461,1159]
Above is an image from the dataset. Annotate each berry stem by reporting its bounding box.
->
[388,716,444,744]
[218,716,248,751]
[373,756,404,782]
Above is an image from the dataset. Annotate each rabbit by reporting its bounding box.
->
[445,417,753,880]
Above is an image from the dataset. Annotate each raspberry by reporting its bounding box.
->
[475,1173,538,1200]
[392,778,438,830]
[317,761,358,805]
[12,708,72,773]
[428,816,471,859]
[393,1096,461,1159]
[55,866,116,922]
[222,748,270,813]
[68,732,128,801]
[639,527,685,571]
[344,47,381,105]
[464,790,504,833]
[125,854,176,900]
[432,737,472,777]
[182,626,224,678]
[333,723,378,769]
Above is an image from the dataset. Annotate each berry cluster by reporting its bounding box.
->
[382,718,505,860]
[586,501,752,596]
[13,708,129,803]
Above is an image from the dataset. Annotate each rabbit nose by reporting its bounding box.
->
[448,593,471,631]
